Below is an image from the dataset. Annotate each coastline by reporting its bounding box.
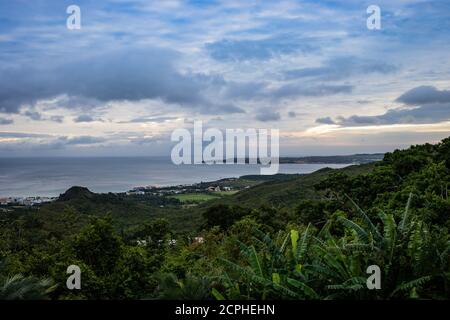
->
[0,159,360,198]
[0,162,357,205]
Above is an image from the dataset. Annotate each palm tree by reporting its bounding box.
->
[0,274,56,300]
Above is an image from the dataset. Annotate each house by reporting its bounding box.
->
[126,190,145,196]
[207,186,221,192]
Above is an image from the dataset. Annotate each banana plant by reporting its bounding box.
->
[216,226,318,299]
[327,193,449,298]
[0,274,56,300]
[214,193,449,299]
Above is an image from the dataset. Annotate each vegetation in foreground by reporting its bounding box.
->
[0,137,449,299]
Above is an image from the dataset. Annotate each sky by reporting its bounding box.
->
[0,0,449,157]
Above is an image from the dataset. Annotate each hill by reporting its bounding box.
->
[206,163,375,209]
[4,163,375,237]
[58,186,95,201]
[280,153,384,164]
[1,137,449,300]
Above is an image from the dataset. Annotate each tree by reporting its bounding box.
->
[203,204,248,230]
[72,218,123,276]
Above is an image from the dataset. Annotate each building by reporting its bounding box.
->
[126,190,145,196]
[207,186,221,192]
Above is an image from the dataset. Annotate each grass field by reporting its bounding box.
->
[169,193,220,203]
[214,190,239,196]
[169,191,238,203]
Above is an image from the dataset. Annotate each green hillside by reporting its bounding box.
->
[1,137,449,300]
[211,163,375,208]
[2,164,372,238]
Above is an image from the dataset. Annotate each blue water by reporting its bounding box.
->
[0,157,348,197]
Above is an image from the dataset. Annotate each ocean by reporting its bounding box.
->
[0,157,349,197]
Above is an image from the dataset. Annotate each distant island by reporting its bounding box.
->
[212,153,385,164]
[279,153,384,164]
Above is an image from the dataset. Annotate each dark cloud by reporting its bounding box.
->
[0,48,244,115]
[396,86,450,105]
[214,103,245,114]
[0,132,52,138]
[74,115,95,123]
[288,111,296,118]
[131,136,164,145]
[206,37,318,62]
[222,81,351,103]
[316,116,335,125]
[23,111,42,121]
[0,66,56,113]
[272,84,353,100]
[335,103,450,126]
[328,86,450,127]
[255,109,280,122]
[21,111,63,122]
[222,81,267,100]
[0,49,362,118]
[0,131,106,150]
[0,118,13,125]
[49,115,64,123]
[284,57,397,81]
[63,136,106,145]
[119,116,178,124]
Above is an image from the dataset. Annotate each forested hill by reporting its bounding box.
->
[212,163,375,208]
[2,163,374,236]
[280,153,384,164]
[1,137,449,300]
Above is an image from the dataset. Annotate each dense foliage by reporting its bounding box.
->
[0,138,449,299]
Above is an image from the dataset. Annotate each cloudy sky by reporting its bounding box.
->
[0,0,449,157]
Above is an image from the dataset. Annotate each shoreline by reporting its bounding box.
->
[0,161,360,199]
[0,163,358,203]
